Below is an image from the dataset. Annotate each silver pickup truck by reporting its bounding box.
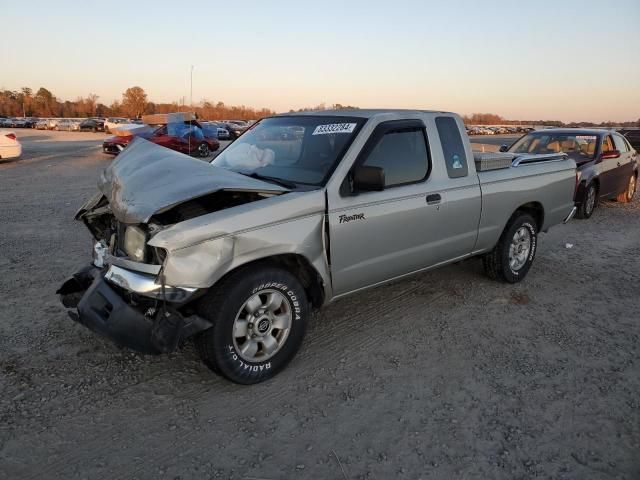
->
[58,110,577,384]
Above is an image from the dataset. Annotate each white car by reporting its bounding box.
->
[104,117,130,134]
[0,130,22,160]
[55,120,73,131]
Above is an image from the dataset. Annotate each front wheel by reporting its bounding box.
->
[196,266,309,384]
[616,174,636,203]
[576,182,597,219]
[483,212,538,283]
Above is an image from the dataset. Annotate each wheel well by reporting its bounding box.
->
[514,202,544,230]
[215,255,326,309]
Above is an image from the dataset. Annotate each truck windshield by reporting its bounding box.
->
[211,116,365,186]
[510,132,598,162]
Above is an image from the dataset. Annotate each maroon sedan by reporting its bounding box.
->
[103,122,220,157]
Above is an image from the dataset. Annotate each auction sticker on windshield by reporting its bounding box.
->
[312,123,357,135]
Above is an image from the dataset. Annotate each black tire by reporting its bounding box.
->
[576,182,597,219]
[616,173,636,203]
[483,212,538,284]
[197,142,210,158]
[195,266,309,384]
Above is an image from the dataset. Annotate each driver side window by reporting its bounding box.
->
[362,128,429,187]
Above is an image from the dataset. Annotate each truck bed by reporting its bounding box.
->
[473,152,576,253]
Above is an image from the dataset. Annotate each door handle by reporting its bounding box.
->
[426,193,441,205]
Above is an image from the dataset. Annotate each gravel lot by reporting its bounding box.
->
[1,129,638,480]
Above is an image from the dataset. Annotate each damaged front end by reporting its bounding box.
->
[58,139,288,354]
[57,264,209,354]
[57,223,210,354]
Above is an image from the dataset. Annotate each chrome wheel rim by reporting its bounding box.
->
[585,186,596,214]
[628,176,636,201]
[198,144,209,157]
[509,227,531,271]
[232,289,292,362]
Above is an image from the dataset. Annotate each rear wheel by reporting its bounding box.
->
[483,212,538,283]
[195,266,309,384]
[576,182,597,219]
[616,174,636,203]
[197,142,210,158]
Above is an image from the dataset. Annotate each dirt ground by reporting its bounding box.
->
[1,129,638,480]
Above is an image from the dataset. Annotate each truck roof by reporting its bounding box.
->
[279,109,454,119]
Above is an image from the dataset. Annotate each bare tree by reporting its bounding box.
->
[86,93,99,116]
[121,86,148,119]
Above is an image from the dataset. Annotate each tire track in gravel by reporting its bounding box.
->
[21,280,442,480]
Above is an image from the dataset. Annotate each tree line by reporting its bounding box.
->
[1,87,637,126]
[0,86,275,121]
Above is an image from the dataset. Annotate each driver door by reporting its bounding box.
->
[326,118,481,296]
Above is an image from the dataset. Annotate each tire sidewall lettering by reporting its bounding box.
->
[508,221,537,276]
[522,222,537,262]
[226,344,272,372]
[250,283,302,321]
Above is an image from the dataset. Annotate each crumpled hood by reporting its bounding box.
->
[98,138,287,224]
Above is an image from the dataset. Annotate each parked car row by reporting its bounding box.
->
[467,126,534,135]
[0,116,250,142]
[0,117,38,128]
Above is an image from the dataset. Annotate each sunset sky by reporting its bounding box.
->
[2,0,639,122]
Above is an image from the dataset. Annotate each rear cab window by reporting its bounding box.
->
[435,116,468,178]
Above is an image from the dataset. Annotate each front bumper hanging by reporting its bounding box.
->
[57,265,210,354]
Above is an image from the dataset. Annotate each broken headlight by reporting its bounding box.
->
[124,226,146,262]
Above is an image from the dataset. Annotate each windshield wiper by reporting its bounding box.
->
[243,172,296,189]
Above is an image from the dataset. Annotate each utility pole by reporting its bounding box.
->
[189,65,194,155]
[190,65,194,109]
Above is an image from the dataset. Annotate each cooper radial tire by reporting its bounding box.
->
[195,265,309,385]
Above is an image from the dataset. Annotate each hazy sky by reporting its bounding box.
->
[2,0,639,121]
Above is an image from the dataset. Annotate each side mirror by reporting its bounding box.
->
[499,145,509,152]
[353,166,385,192]
[600,149,620,160]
